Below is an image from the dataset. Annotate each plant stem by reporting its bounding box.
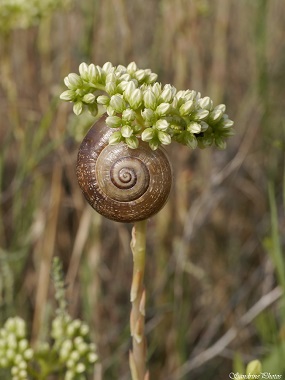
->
[129,220,149,380]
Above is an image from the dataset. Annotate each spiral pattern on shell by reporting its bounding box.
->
[76,116,172,222]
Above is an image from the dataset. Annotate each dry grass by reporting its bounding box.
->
[1,0,285,379]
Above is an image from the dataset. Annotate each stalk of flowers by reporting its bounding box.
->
[0,317,33,380]
[0,258,98,379]
[60,61,234,151]
[51,314,98,380]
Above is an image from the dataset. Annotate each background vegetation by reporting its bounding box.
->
[1,0,285,379]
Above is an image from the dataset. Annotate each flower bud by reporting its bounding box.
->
[208,108,223,123]
[141,128,155,142]
[87,64,98,82]
[67,73,82,89]
[18,339,29,352]
[128,88,143,109]
[73,102,83,116]
[97,95,110,105]
[23,348,33,360]
[152,82,161,97]
[117,80,129,92]
[70,350,80,362]
[82,93,95,104]
[215,104,226,113]
[200,121,209,132]
[185,133,198,149]
[102,62,113,73]
[193,109,209,121]
[184,90,197,101]
[176,90,186,100]
[222,118,234,128]
[106,116,122,128]
[65,370,74,380]
[76,363,86,373]
[135,69,146,82]
[143,89,157,109]
[122,109,136,121]
[7,334,17,349]
[159,87,172,103]
[119,73,131,82]
[6,348,15,360]
[155,119,169,131]
[127,61,137,74]
[215,137,226,149]
[126,136,139,149]
[187,122,201,134]
[60,90,74,101]
[141,108,155,123]
[105,81,117,95]
[123,81,137,102]
[79,62,89,80]
[110,95,126,113]
[158,131,171,145]
[147,72,158,84]
[106,106,115,116]
[109,131,122,145]
[77,342,88,355]
[155,102,171,116]
[96,65,104,81]
[117,64,127,73]
[19,369,28,378]
[121,125,133,138]
[179,100,195,116]
[11,366,18,375]
[198,96,213,110]
[149,139,160,151]
[66,358,75,369]
[88,352,99,363]
[106,72,116,84]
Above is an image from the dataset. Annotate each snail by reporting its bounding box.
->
[76,115,172,223]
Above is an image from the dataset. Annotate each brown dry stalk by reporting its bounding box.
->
[129,220,149,380]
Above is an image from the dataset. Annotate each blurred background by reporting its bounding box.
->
[0,0,285,379]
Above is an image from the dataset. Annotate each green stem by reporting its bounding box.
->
[129,220,149,380]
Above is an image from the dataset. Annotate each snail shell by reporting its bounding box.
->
[76,115,172,222]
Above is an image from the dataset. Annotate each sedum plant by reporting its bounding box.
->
[60,61,235,379]
[0,258,98,380]
[60,61,234,151]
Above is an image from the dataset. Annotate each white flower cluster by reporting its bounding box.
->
[60,61,234,151]
[51,314,98,380]
[0,317,33,380]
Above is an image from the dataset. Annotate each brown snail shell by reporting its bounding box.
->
[76,115,172,223]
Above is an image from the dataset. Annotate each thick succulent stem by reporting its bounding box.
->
[129,220,149,380]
